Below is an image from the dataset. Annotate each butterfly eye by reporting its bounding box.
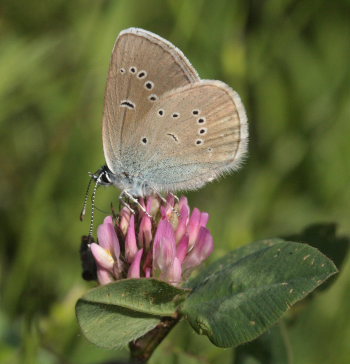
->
[197,117,206,124]
[144,81,154,90]
[120,68,126,74]
[141,137,148,144]
[192,109,200,115]
[198,127,207,135]
[195,139,203,146]
[129,66,137,73]
[172,112,180,118]
[158,109,164,116]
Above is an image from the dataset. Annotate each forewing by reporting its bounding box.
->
[102,28,200,172]
[126,80,248,193]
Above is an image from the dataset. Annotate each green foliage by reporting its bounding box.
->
[75,240,336,355]
[233,322,292,364]
[1,0,350,363]
[186,239,284,288]
[77,279,189,317]
[181,240,337,347]
[76,279,188,349]
[76,302,160,350]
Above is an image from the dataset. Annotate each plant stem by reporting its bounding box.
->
[129,316,180,363]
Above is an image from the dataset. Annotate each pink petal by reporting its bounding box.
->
[167,193,175,206]
[163,257,182,286]
[157,236,176,270]
[188,209,210,248]
[200,212,209,228]
[128,249,144,278]
[97,218,120,258]
[145,267,152,278]
[112,234,121,260]
[153,219,167,254]
[196,227,214,260]
[153,219,176,272]
[138,197,154,249]
[187,208,201,248]
[97,267,114,285]
[139,197,146,211]
[90,243,114,271]
[160,194,175,219]
[138,214,152,250]
[183,227,214,273]
[178,196,190,213]
[176,234,189,264]
[103,215,113,225]
[148,196,161,216]
[175,202,190,243]
[119,207,131,235]
[142,251,153,274]
[145,196,154,213]
[125,215,138,263]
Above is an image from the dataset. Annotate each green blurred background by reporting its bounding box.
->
[1,0,350,363]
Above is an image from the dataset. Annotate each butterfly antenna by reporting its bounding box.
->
[80,174,94,221]
[89,177,100,237]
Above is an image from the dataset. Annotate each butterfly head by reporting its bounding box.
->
[91,166,151,197]
[91,165,114,186]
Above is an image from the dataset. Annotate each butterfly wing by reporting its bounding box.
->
[126,80,248,193]
[102,28,200,173]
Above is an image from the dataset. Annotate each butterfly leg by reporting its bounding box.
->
[119,191,136,215]
[169,192,179,203]
[122,190,151,217]
[155,192,167,205]
[154,190,180,217]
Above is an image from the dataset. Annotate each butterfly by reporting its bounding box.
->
[81,28,248,228]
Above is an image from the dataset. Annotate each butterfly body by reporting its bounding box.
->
[104,167,154,197]
[99,28,248,198]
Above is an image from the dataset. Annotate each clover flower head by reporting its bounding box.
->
[89,195,214,286]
